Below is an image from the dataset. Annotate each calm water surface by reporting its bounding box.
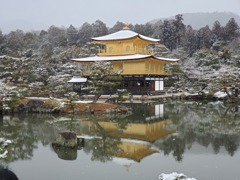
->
[1,101,240,180]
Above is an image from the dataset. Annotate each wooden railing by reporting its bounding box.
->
[81,69,172,76]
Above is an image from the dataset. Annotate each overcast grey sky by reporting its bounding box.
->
[0,0,240,33]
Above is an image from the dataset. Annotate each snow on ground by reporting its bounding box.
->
[213,91,230,98]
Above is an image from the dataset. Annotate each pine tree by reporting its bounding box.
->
[88,61,122,103]
[66,25,78,46]
[225,18,239,41]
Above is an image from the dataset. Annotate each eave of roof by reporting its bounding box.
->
[153,56,180,63]
[92,29,160,43]
[68,76,87,83]
[72,54,150,62]
[72,54,179,63]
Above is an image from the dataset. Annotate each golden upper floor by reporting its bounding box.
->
[92,28,159,56]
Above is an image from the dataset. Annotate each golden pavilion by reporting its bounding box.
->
[70,25,179,95]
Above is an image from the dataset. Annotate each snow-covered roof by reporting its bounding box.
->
[154,56,179,62]
[72,54,179,63]
[92,29,160,42]
[68,76,87,83]
[72,54,149,62]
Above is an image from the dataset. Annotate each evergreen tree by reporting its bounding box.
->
[47,25,67,47]
[211,21,225,41]
[200,25,212,48]
[109,21,125,33]
[0,30,6,55]
[78,22,93,46]
[184,25,197,56]
[66,25,78,46]
[134,24,146,35]
[160,20,176,51]
[5,29,25,55]
[173,14,186,47]
[92,20,108,37]
[225,18,239,41]
[143,23,155,37]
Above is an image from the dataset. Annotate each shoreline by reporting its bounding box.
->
[82,92,203,103]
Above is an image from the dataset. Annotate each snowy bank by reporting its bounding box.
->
[159,172,197,180]
[213,91,230,99]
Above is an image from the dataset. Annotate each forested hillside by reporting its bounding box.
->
[149,12,240,29]
[0,14,239,98]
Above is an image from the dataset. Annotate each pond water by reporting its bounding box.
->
[1,101,240,180]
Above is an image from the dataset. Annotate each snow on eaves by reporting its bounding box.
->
[139,34,160,42]
[68,76,87,83]
[92,29,160,42]
[154,56,179,62]
[72,54,179,63]
[72,54,149,62]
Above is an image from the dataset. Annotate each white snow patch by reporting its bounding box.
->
[213,91,230,98]
[159,172,197,180]
[0,138,12,147]
[0,150,8,159]
[74,100,92,104]
[0,138,12,159]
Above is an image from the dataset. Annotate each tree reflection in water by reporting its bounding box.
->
[0,101,240,164]
[0,114,59,164]
[89,120,122,162]
[154,101,240,161]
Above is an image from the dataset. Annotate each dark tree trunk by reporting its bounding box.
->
[92,94,101,103]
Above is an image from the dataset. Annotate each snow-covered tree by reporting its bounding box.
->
[212,21,223,38]
[47,25,67,47]
[225,18,239,41]
[173,14,186,47]
[134,24,146,35]
[198,25,212,49]
[66,25,78,46]
[184,25,197,56]
[160,20,176,51]
[5,29,24,55]
[78,22,93,46]
[92,20,108,37]
[109,21,125,33]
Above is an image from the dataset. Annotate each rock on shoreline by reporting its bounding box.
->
[159,172,197,180]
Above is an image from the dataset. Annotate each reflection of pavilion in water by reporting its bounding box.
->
[78,103,175,163]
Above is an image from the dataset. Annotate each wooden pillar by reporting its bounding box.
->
[144,76,146,95]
